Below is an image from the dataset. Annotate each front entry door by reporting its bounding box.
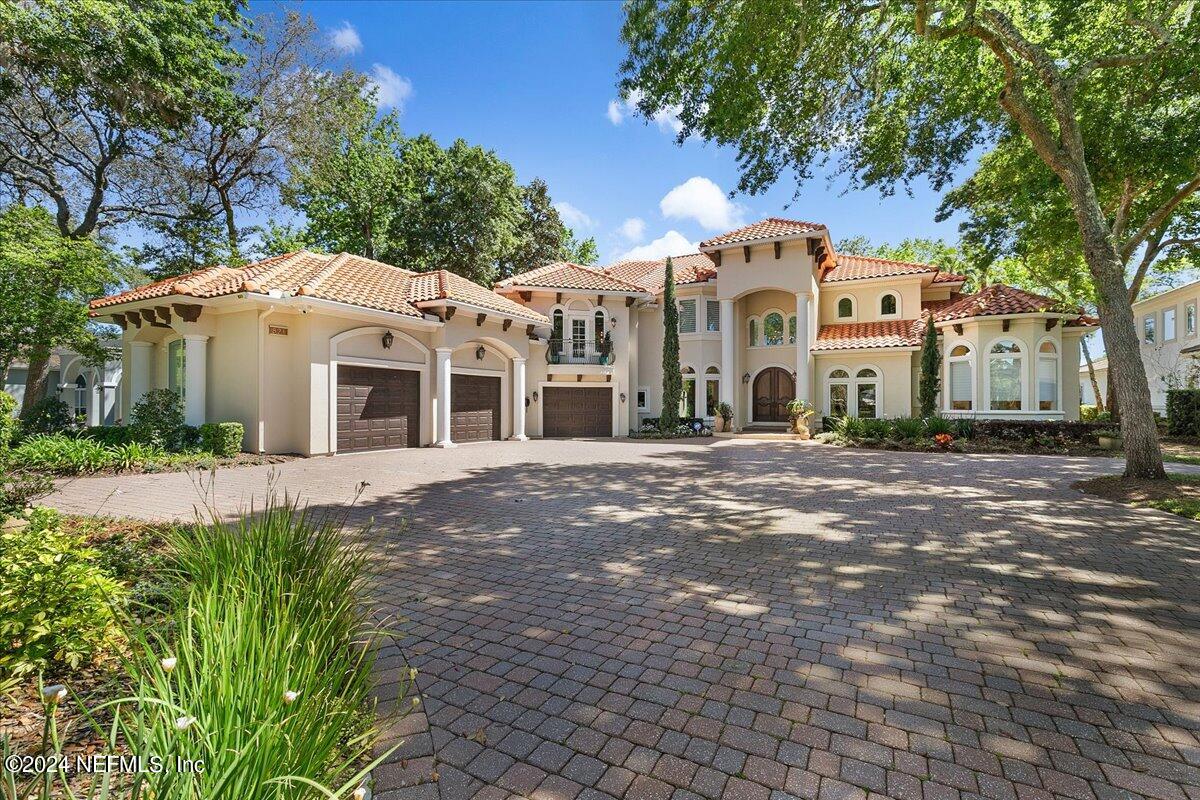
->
[753,367,794,422]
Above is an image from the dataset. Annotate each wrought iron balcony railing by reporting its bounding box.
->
[546,338,614,366]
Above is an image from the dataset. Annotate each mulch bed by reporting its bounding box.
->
[1073,474,1200,505]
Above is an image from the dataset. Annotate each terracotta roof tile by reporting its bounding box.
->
[699,218,825,248]
[602,253,717,293]
[91,252,548,324]
[932,270,967,284]
[812,320,924,351]
[922,284,1063,322]
[822,254,938,283]
[496,262,648,293]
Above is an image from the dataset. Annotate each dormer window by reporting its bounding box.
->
[880,292,899,317]
[837,297,854,319]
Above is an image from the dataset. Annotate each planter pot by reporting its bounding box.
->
[715,417,732,433]
[791,418,812,439]
[1098,435,1124,450]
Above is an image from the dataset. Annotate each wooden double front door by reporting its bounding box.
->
[753,367,794,422]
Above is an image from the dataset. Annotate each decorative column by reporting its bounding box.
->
[434,347,455,447]
[719,299,735,407]
[794,292,811,403]
[130,341,154,408]
[182,335,209,426]
[510,358,528,440]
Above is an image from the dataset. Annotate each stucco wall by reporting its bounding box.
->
[1134,283,1200,411]
[818,277,924,326]
[814,351,914,419]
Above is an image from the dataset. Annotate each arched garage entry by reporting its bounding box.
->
[449,340,510,443]
[329,326,430,453]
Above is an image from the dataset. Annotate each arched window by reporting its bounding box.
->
[788,315,797,345]
[763,312,785,346]
[680,366,697,418]
[73,374,87,419]
[880,293,898,317]
[989,340,1023,410]
[1038,341,1058,411]
[552,308,564,340]
[704,366,720,418]
[594,309,606,341]
[837,296,854,319]
[855,368,879,419]
[748,318,759,346]
[827,369,850,417]
[947,344,974,410]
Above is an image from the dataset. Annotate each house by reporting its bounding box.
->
[1079,357,1108,407]
[89,218,1094,453]
[4,342,123,425]
[1128,280,1200,412]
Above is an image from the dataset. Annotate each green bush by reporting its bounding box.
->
[110,441,164,472]
[80,424,134,446]
[1079,404,1112,423]
[924,416,955,436]
[130,388,185,450]
[952,418,975,439]
[199,421,244,456]
[0,391,17,456]
[835,416,866,439]
[12,434,115,474]
[1166,389,1200,436]
[859,417,891,439]
[892,417,925,440]
[0,508,126,690]
[22,396,73,436]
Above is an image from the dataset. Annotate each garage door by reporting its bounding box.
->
[543,386,612,437]
[337,366,420,452]
[451,374,501,443]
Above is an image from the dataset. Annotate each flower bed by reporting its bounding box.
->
[629,420,713,439]
[817,415,1122,456]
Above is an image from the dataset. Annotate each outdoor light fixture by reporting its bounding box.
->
[791,370,797,380]
[532,390,539,402]
[381,330,394,349]
[475,345,486,360]
[620,392,626,403]
[742,372,751,384]
[610,317,618,328]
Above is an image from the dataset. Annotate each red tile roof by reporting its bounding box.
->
[602,253,718,293]
[822,254,937,283]
[699,218,825,248]
[922,284,1062,322]
[91,251,548,324]
[495,261,648,293]
[812,320,925,351]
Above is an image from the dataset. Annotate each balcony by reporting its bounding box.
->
[546,338,615,374]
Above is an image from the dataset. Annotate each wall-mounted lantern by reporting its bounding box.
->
[619,392,626,403]
[381,330,394,349]
[475,345,486,360]
[742,372,751,384]
[531,390,539,402]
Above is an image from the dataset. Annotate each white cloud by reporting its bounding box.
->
[329,21,362,55]
[606,89,683,135]
[617,230,696,261]
[554,202,595,231]
[618,217,646,242]
[368,64,413,111]
[659,176,745,232]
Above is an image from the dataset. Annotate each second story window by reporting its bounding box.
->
[1188,304,1196,336]
[1164,308,1177,341]
[837,297,854,319]
[678,299,697,333]
[706,300,720,332]
[1144,315,1156,344]
[763,312,784,346]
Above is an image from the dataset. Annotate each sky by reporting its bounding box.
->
[283,0,967,265]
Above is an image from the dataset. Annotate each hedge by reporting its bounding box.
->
[199,422,244,457]
[820,416,1107,442]
[80,424,135,446]
[1167,389,1200,436]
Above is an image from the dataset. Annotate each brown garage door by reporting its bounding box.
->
[451,374,501,443]
[543,386,612,437]
[337,366,420,452]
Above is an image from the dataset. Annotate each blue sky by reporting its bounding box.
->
[287,0,966,264]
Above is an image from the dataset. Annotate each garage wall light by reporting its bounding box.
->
[381,330,394,349]
[531,390,539,402]
[475,345,486,360]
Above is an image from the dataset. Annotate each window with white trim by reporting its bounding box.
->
[1037,341,1058,411]
[826,367,880,417]
[855,368,878,419]
[828,369,850,417]
[948,344,973,410]
[706,300,720,332]
[880,292,899,317]
[837,297,854,319]
[678,299,697,333]
[788,315,797,345]
[636,388,648,411]
[1144,315,1156,343]
[1187,304,1196,336]
[680,366,697,417]
[989,340,1022,411]
[168,339,186,401]
[704,366,720,417]
[763,312,785,346]
[748,318,759,346]
[1164,307,1177,341]
[73,375,87,419]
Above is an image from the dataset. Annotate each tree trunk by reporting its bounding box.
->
[1080,336,1103,412]
[1070,203,1164,478]
[219,188,240,263]
[1106,369,1119,421]
[19,346,53,418]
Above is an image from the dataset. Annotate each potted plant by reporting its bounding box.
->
[1096,428,1123,450]
[786,398,815,438]
[597,332,613,365]
[547,337,562,365]
[716,401,734,432]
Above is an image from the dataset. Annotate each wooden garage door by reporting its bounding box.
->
[451,374,501,443]
[337,366,420,452]
[543,386,612,437]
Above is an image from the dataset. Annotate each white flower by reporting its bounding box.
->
[174,716,196,731]
[161,657,177,673]
[283,690,299,705]
[352,788,367,800]
[42,684,67,704]
[411,697,421,707]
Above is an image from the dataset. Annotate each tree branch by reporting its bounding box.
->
[1120,174,1200,261]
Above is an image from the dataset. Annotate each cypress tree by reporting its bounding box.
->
[659,257,682,430]
[918,314,942,417]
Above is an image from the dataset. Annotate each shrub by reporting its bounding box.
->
[12,434,115,474]
[0,471,53,520]
[860,417,891,439]
[717,401,734,424]
[1166,389,1200,437]
[21,396,73,436]
[199,421,244,456]
[110,441,164,472]
[80,424,134,446]
[971,418,1103,441]
[892,417,925,440]
[1080,404,1112,423]
[952,418,975,439]
[924,416,955,436]
[0,391,17,455]
[0,508,126,690]
[130,388,185,450]
[835,415,866,439]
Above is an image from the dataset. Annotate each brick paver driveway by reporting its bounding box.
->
[48,440,1200,800]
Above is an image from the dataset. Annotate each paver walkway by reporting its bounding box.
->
[47,440,1200,800]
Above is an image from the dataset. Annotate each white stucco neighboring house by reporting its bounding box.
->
[1130,279,1200,412]
[89,218,1097,454]
[4,342,123,425]
[1079,356,1108,407]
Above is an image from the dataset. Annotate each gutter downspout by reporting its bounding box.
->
[257,307,275,453]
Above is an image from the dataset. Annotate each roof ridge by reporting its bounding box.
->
[172,264,238,295]
[295,252,351,297]
[835,252,938,269]
[239,251,310,293]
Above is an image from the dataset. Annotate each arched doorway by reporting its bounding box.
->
[753,367,793,422]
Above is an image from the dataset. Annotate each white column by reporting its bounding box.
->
[183,335,209,427]
[694,374,706,419]
[510,358,528,441]
[130,342,154,408]
[434,347,455,447]
[88,381,101,427]
[795,292,811,403]
[719,299,735,407]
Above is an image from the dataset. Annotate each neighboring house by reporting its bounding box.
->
[1132,280,1200,412]
[4,343,123,426]
[90,218,1094,454]
[1079,356,1108,407]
